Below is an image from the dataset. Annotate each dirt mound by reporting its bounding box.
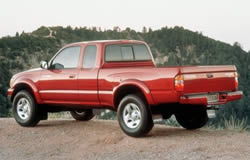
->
[0,118,250,160]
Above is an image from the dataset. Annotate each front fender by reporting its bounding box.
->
[113,79,155,105]
[13,78,42,104]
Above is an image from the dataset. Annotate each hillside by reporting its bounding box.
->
[0,26,249,126]
[0,118,250,160]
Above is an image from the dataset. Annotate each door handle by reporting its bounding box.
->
[69,74,76,78]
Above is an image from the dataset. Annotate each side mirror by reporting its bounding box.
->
[53,63,64,69]
[40,61,48,69]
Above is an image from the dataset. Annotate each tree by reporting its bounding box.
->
[142,26,147,33]
[113,26,121,32]
[15,32,19,37]
[233,42,242,49]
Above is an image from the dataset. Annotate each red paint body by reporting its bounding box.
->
[8,40,242,110]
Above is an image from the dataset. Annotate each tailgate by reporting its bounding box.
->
[180,65,237,94]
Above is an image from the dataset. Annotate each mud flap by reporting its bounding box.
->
[207,109,216,118]
[40,111,48,120]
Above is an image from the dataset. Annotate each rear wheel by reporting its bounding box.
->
[175,105,208,130]
[70,109,94,121]
[117,94,153,137]
[13,90,40,127]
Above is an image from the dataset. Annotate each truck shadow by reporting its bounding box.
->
[36,119,223,138]
[149,126,223,138]
[36,119,78,127]
[36,119,118,128]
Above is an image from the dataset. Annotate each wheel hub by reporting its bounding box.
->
[123,103,141,129]
[17,98,31,120]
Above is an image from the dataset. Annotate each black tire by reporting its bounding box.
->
[117,94,153,137]
[70,109,94,121]
[175,105,208,130]
[13,90,40,127]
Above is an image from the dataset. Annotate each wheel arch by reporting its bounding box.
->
[12,80,42,104]
[113,80,155,109]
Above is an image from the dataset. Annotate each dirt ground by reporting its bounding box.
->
[0,118,250,160]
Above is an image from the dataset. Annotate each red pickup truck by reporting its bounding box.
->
[8,40,242,137]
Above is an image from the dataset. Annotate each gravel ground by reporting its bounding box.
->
[0,118,250,160]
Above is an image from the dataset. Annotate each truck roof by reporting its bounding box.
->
[69,40,146,46]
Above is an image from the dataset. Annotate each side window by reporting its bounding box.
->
[51,46,81,69]
[82,45,97,68]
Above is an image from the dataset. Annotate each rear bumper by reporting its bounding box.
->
[180,91,243,105]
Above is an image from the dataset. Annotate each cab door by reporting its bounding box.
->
[78,45,99,105]
[39,46,81,103]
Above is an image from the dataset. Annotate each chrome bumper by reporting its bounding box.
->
[180,91,243,105]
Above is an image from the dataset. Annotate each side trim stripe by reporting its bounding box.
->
[39,90,113,94]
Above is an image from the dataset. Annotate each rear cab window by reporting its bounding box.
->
[105,43,151,62]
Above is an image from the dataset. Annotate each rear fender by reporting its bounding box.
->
[113,79,155,106]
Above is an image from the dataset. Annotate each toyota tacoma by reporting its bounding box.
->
[8,40,242,137]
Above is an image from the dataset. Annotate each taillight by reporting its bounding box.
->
[234,72,238,90]
[175,75,184,91]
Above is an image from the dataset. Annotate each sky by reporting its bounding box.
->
[0,0,249,51]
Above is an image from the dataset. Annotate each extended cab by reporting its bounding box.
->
[8,40,242,137]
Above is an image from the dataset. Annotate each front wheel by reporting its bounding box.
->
[117,94,153,137]
[175,105,208,130]
[13,90,40,127]
[70,109,94,121]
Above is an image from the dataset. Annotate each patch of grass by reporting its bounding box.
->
[48,112,72,119]
[223,115,248,132]
[207,114,249,132]
[162,116,180,127]
[95,109,117,120]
